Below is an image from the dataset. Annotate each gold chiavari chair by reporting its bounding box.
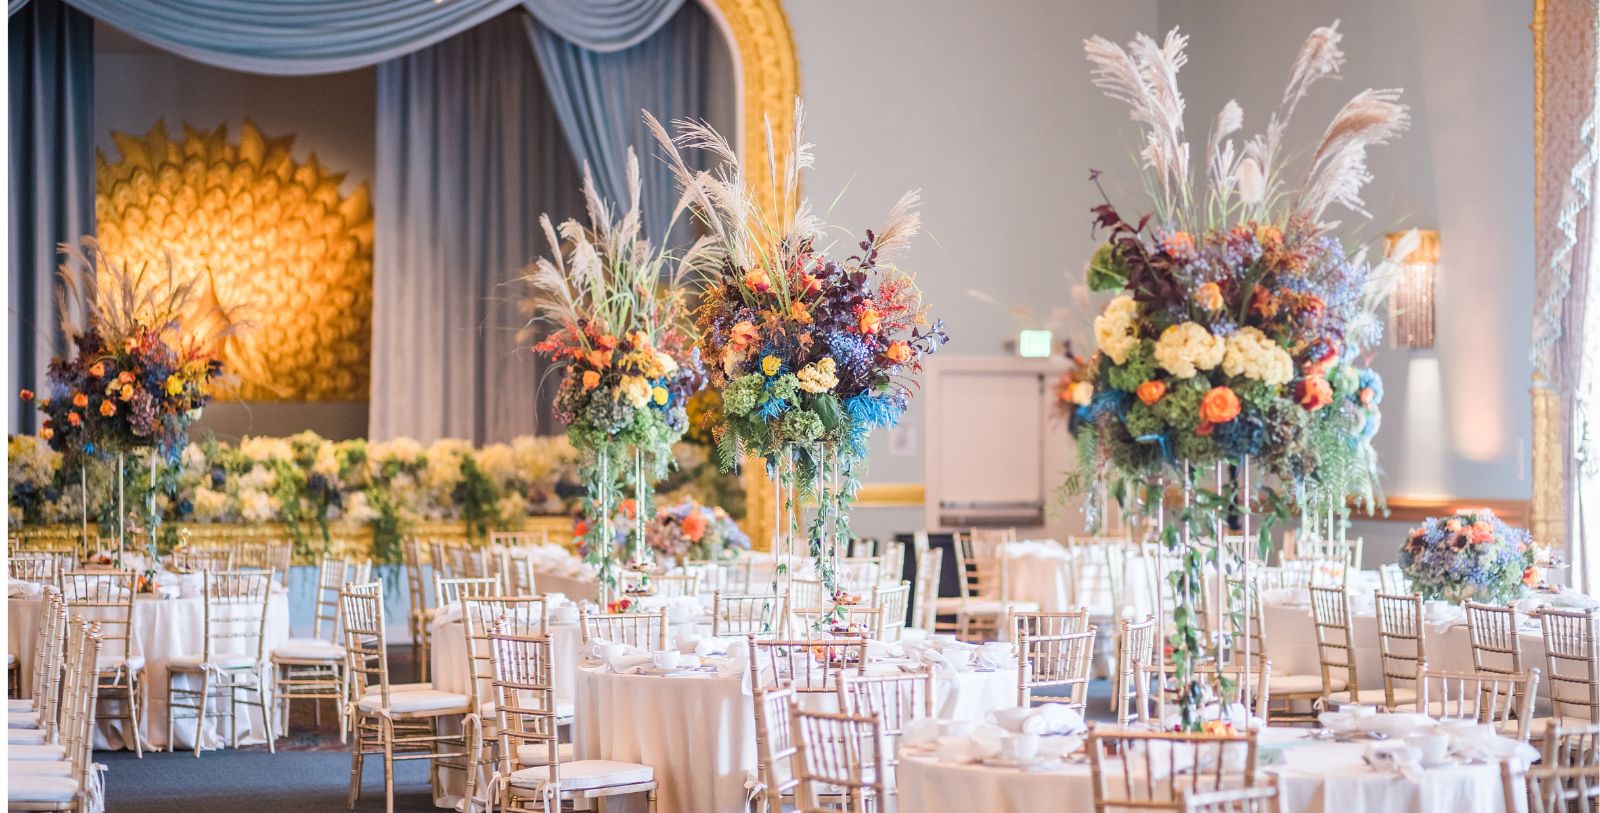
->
[1114,615,1157,724]
[402,538,434,681]
[170,546,233,573]
[789,706,887,813]
[61,569,146,757]
[9,618,104,813]
[233,541,268,570]
[1466,601,1526,676]
[750,635,870,694]
[488,529,549,549]
[272,556,368,743]
[871,581,911,640]
[791,605,887,640]
[1374,593,1425,710]
[1012,608,1092,641]
[789,578,828,611]
[9,553,62,586]
[8,587,61,717]
[487,625,654,812]
[493,548,537,596]
[461,595,550,716]
[946,528,1037,641]
[1310,585,1387,706]
[652,571,704,599]
[911,547,943,637]
[9,591,68,747]
[750,682,800,813]
[1180,784,1282,813]
[1378,563,1410,594]
[342,581,475,813]
[166,570,274,757]
[834,557,883,593]
[266,540,293,587]
[435,576,499,608]
[711,591,779,637]
[1087,725,1261,813]
[1537,607,1600,736]
[1018,629,1097,710]
[1140,663,1274,729]
[1205,580,1318,723]
[579,608,668,651]
[837,668,933,790]
[440,541,491,580]
[1414,665,1541,741]
[1516,722,1600,811]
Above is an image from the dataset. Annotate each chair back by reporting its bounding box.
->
[751,682,800,809]
[32,592,70,740]
[955,529,1012,601]
[871,582,911,639]
[462,596,547,708]
[912,547,943,633]
[1116,615,1158,725]
[58,618,104,798]
[1374,592,1426,708]
[434,576,498,608]
[488,529,549,549]
[751,635,869,693]
[1531,722,1600,811]
[486,627,567,786]
[1012,609,1091,640]
[788,578,827,610]
[1378,563,1410,594]
[172,546,234,573]
[1538,607,1600,724]
[1146,664,1274,727]
[60,569,138,667]
[493,548,537,596]
[579,608,668,650]
[1087,725,1260,812]
[712,591,779,637]
[835,557,883,592]
[652,571,704,599]
[10,551,62,584]
[1019,629,1097,708]
[837,668,933,740]
[1465,601,1525,676]
[1309,585,1358,701]
[789,707,887,813]
[791,604,886,640]
[201,570,272,665]
[1416,666,1540,740]
[309,556,367,643]
[340,581,392,708]
[403,537,432,617]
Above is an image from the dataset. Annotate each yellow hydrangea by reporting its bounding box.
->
[1093,295,1141,365]
[1222,327,1294,386]
[1152,322,1224,378]
[797,358,839,394]
[618,376,652,408]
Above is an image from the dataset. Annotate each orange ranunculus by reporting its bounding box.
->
[682,510,708,542]
[117,371,135,385]
[99,400,116,417]
[799,273,822,296]
[18,389,32,402]
[118,383,135,401]
[581,370,601,391]
[67,412,82,427]
[789,301,813,325]
[1194,282,1224,311]
[596,334,619,351]
[743,268,772,293]
[71,393,88,408]
[1198,386,1242,424]
[1470,521,1494,543]
[39,425,53,440]
[1162,231,1195,257]
[730,321,758,348]
[884,341,912,364]
[88,362,106,378]
[1295,376,1333,411]
[1136,380,1167,406]
[858,308,882,335]
[586,349,613,370]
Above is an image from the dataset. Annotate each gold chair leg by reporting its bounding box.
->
[347,717,364,809]
[165,673,177,754]
[131,672,145,758]
[382,717,396,813]
[193,671,210,758]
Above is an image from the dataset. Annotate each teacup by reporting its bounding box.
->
[601,643,628,661]
[999,733,1039,763]
[1406,730,1451,765]
[651,650,682,670]
[987,707,1035,733]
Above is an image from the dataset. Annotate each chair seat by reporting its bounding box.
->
[948,599,1041,616]
[1331,687,1407,706]
[1269,673,1339,695]
[8,710,40,728]
[7,759,72,776]
[272,638,346,661]
[1524,715,1600,739]
[357,689,470,715]
[516,741,577,766]
[99,654,144,674]
[6,774,77,803]
[508,759,654,792]
[8,728,46,745]
[362,682,432,695]
[7,699,31,712]
[169,653,261,671]
[7,743,67,761]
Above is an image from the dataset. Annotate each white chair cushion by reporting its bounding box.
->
[6,699,31,712]
[7,743,67,761]
[357,689,470,715]
[7,759,72,776]
[169,653,260,671]
[8,728,46,745]
[98,654,144,673]
[362,682,432,695]
[508,759,653,792]
[272,638,346,661]
[6,774,77,803]
[1268,673,1340,694]
[515,741,577,766]
[8,711,41,728]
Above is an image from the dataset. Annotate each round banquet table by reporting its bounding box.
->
[898,726,1512,813]
[8,588,290,750]
[572,662,1020,813]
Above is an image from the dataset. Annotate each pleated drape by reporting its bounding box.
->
[8,0,94,433]
[368,12,583,444]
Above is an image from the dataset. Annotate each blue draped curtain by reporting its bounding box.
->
[8,0,94,433]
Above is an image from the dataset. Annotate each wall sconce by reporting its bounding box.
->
[1383,229,1440,349]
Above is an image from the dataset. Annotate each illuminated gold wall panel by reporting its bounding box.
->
[95,120,374,401]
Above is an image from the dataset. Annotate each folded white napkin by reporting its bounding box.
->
[968,724,1008,758]
[1026,704,1086,735]
[606,654,653,674]
[904,643,958,678]
[1555,588,1600,610]
[716,654,749,679]
[694,637,735,657]
[8,580,43,599]
[1262,587,1310,606]
[902,716,941,749]
[866,640,906,660]
[975,643,1014,670]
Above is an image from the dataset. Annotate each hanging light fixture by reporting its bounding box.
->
[1383,229,1440,349]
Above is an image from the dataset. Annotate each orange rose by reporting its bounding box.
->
[39,425,53,440]
[67,412,82,427]
[729,321,758,348]
[581,370,601,391]
[88,362,106,378]
[117,371,135,385]
[1470,521,1494,543]
[1295,376,1333,411]
[118,383,135,401]
[1524,566,1542,587]
[1194,282,1224,311]
[682,510,708,542]
[1136,380,1167,406]
[743,268,772,292]
[586,349,612,370]
[858,308,882,335]
[798,273,822,296]
[72,393,88,408]
[18,389,32,402]
[789,301,813,325]
[884,341,912,364]
[99,400,116,417]
[1162,231,1195,257]
[1198,386,1242,424]
[619,498,637,520]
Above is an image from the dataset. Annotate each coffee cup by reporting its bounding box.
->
[1406,730,1451,764]
[1000,733,1039,763]
[651,649,682,670]
[601,643,628,661]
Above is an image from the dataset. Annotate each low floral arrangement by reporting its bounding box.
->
[523,154,706,584]
[645,499,750,563]
[648,103,946,612]
[1399,509,1535,604]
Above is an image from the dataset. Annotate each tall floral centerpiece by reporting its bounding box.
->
[1071,24,1410,730]
[647,104,947,621]
[21,239,229,557]
[524,154,707,600]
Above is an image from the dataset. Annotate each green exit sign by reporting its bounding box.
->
[1018,329,1053,358]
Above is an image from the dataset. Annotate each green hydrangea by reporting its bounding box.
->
[1105,341,1158,392]
[782,409,824,443]
[1174,430,1220,466]
[1124,401,1165,438]
[1153,377,1207,430]
[768,373,800,402]
[723,374,764,416]
[1328,364,1360,399]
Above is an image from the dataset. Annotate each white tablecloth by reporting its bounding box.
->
[1003,540,1155,620]
[8,590,290,750]
[898,727,1510,813]
[573,662,1019,813]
